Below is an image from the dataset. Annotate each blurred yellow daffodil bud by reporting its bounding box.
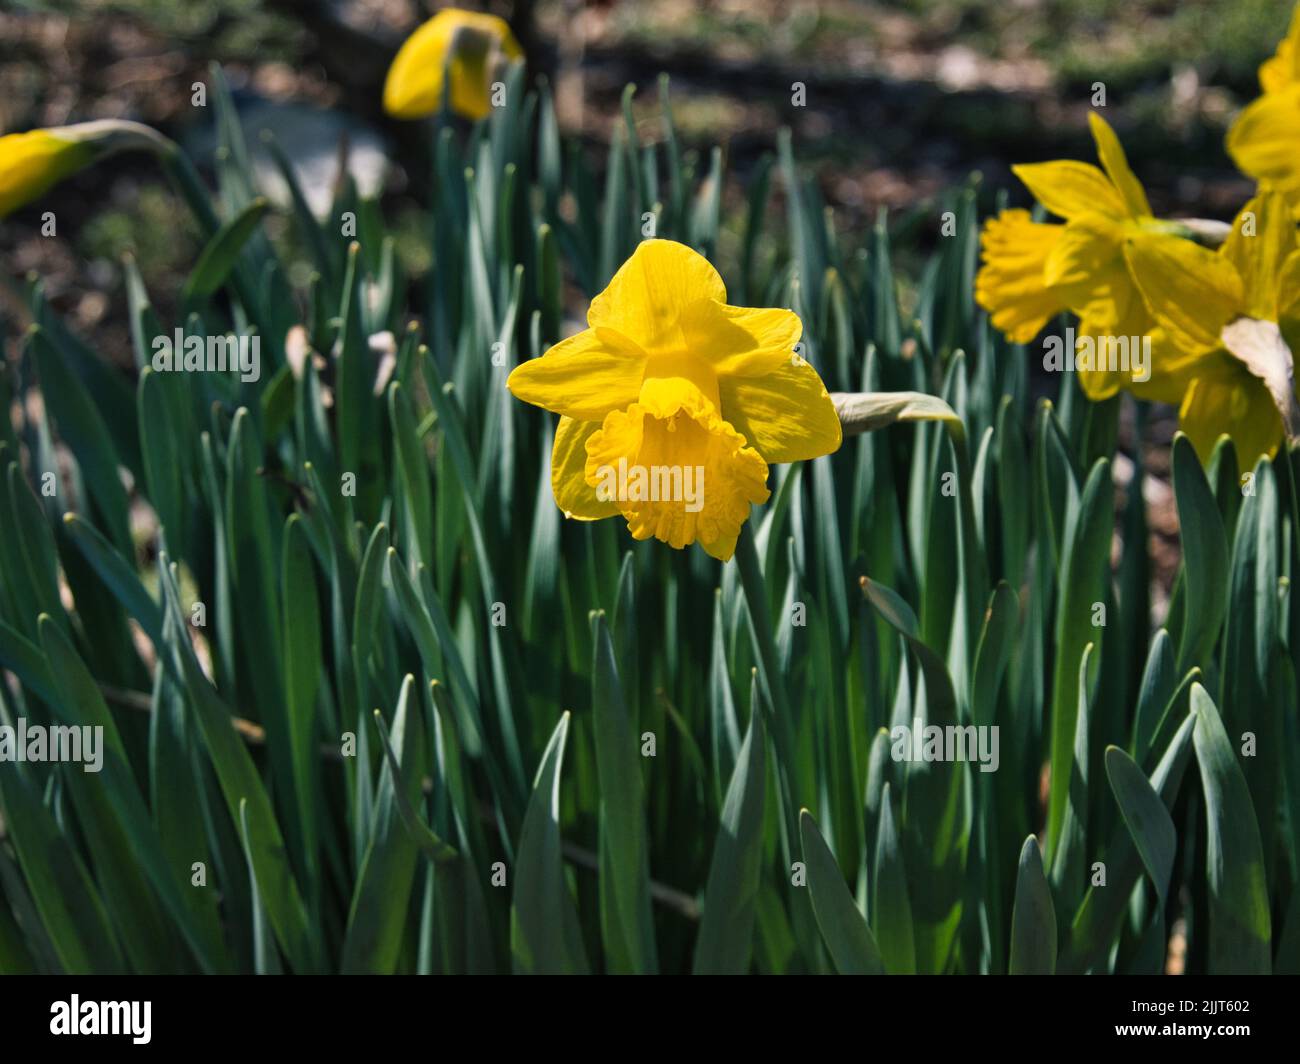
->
[383,8,523,122]
[0,120,170,218]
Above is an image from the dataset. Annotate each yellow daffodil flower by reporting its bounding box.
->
[1,120,169,218]
[506,239,841,561]
[383,8,523,121]
[1124,191,1300,463]
[976,112,1195,401]
[1226,4,1300,213]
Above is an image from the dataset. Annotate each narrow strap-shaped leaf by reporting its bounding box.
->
[1171,434,1229,673]
[341,675,429,973]
[371,706,457,864]
[1191,683,1271,973]
[239,799,282,976]
[800,809,884,974]
[62,513,165,653]
[862,575,967,973]
[29,327,132,554]
[1104,746,1175,900]
[591,613,657,974]
[511,713,588,974]
[1063,714,1196,972]
[694,693,767,975]
[1009,835,1056,974]
[0,752,125,974]
[156,554,318,973]
[872,782,915,974]
[183,197,270,300]
[1046,458,1111,855]
[281,513,321,890]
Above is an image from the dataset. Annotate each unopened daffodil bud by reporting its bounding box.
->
[0,119,171,218]
[383,8,523,122]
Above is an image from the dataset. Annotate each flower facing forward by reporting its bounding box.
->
[976,112,1194,401]
[0,121,166,218]
[1125,191,1300,463]
[506,239,842,561]
[383,8,522,121]
[1226,4,1300,214]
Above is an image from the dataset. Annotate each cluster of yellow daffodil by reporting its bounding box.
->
[977,7,1300,464]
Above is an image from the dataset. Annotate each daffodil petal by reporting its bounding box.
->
[1126,327,1210,405]
[1122,230,1243,353]
[506,327,647,422]
[1179,355,1285,466]
[655,297,840,463]
[552,416,620,520]
[1087,112,1152,218]
[1220,316,1297,441]
[1226,84,1300,195]
[1043,213,1125,294]
[665,302,842,465]
[974,209,1068,343]
[1221,192,1299,321]
[1259,5,1300,94]
[683,302,803,376]
[588,239,727,354]
[1280,248,1300,323]
[713,366,841,464]
[1073,291,1156,401]
[1011,161,1127,222]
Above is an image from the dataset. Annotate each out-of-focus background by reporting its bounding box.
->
[2,0,1289,344]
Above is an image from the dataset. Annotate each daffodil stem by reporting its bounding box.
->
[157,142,221,237]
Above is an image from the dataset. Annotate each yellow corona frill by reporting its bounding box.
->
[383,8,523,121]
[506,239,842,561]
